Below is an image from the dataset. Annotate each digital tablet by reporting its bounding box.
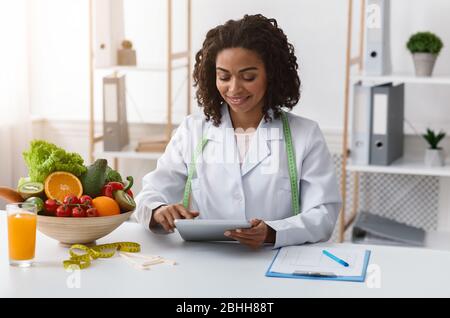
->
[174,219,251,241]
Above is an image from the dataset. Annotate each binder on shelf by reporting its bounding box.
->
[370,82,404,166]
[352,211,425,247]
[103,74,130,151]
[364,0,391,75]
[351,82,374,165]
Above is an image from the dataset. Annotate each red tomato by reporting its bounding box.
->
[79,195,93,206]
[72,207,87,217]
[56,205,72,217]
[45,199,59,215]
[63,194,79,205]
[86,207,99,217]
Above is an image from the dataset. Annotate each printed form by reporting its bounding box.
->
[270,245,368,276]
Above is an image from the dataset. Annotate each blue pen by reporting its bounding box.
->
[322,250,349,267]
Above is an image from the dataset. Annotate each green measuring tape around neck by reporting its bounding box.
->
[182,111,301,215]
[280,112,300,215]
[182,138,208,210]
[63,242,141,269]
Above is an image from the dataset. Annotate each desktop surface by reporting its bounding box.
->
[1,212,450,298]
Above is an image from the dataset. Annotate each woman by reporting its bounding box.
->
[135,14,341,249]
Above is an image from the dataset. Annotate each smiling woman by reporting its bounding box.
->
[193,14,301,128]
[135,14,341,250]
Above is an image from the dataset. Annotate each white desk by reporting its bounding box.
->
[1,212,450,298]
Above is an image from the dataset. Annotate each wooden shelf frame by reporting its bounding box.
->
[88,0,192,168]
[340,0,366,242]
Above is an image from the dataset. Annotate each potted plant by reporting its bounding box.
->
[422,128,446,167]
[406,31,443,76]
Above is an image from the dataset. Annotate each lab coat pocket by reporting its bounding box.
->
[276,177,293,218]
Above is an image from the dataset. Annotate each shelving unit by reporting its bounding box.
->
[88,0,192,168]
[347,156,450,177]
[340,0,450,250]
[95,64,189,73]
[351,73,450,85]
[94,144,163,160]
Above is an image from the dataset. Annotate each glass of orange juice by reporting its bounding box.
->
[7,203,37,267]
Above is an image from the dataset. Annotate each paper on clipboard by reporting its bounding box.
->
[269,246,368,277]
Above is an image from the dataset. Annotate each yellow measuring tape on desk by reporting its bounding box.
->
[63,242,141,269]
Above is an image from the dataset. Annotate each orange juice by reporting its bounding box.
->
[7,212,37,261]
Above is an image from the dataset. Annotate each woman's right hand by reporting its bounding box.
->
[150,204,200,232]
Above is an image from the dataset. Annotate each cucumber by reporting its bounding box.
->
[18,181,44,200]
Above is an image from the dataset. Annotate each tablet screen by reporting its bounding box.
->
[174,219,251,241]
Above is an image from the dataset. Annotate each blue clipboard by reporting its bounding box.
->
[265,249,371,283]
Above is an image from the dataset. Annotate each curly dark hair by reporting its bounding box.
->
[193,14,301,126]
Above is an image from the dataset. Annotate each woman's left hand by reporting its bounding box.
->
[224,219,275,249]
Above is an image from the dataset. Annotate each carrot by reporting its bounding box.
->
[0,187,24,203]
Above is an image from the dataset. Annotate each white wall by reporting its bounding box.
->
[0,0,32,190]
[28,0,90,121]
[192,0,349,132]
[28,0,450,135]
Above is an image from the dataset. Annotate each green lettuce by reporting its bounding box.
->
[23,140,87,183]
[105,166,123,183]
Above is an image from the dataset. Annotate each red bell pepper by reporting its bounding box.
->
[109,182,125,191]
[127,189,134,197]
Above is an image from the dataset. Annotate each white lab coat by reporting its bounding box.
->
[135,106,342,248]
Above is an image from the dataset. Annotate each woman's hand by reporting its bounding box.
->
[150,204,199,232]
[224,219,276,249]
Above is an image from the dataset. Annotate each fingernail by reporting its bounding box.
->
[236,229,241,233]
[224,231,231,236]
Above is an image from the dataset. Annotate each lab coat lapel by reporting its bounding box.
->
[241,113,283,177]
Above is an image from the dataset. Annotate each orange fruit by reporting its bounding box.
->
[92,196,120,217]
[44,172,83,203]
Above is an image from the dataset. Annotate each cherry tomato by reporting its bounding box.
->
[63,194,79,205]
[79,195,93,206]
[45,199,59,215]
[72,207,87,217]
[86,207,99,217]
[56,205,72,217]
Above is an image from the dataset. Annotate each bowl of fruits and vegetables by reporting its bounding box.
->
[3,140,137,246]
